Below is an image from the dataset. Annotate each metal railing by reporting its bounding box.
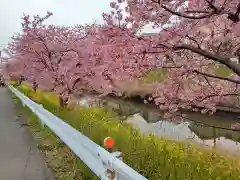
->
[7,83,147,180]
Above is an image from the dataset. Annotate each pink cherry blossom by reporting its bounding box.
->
[4,1,240,115]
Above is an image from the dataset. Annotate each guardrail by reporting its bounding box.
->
[7,83,147,180]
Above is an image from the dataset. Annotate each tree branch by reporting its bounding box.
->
[161,4,216,19]
[52,49,79,56]
[236,2,240,17]
[204,0,218,12]
[186,35,201,48]
[192,69,240,84]
[173,44,240,76]
[151,0,239,23]
[184,10,211,14]
[33,50,49,69]
[193,93,240,104]
[203,75,216,92]
[227,2,240,22]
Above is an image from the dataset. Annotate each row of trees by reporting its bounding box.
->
[4,0,240,116]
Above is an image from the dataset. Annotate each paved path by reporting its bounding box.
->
[0,88,54,180]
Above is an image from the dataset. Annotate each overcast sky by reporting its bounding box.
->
[0,0,112,48]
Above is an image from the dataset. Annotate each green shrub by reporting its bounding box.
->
[9,81,18,86]
[13,84,240,180]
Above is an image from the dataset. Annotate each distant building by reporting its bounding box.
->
[141,33,158,36]
[0,56,10,70]
[0,48,11,65]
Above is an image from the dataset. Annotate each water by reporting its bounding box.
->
[75,94,240,155]
[101,96,240,155]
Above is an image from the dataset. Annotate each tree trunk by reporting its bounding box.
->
[32,82,38,92]
[59,95,64,108]
[19,76,24,85]
[59,95,68,108]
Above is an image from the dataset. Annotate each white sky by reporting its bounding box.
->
[0,0,112,47]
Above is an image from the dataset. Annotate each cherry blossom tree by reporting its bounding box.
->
[3,58,26,82]
[8,12,92,106]
[105,0,240,116]
[4,0,240,123]
[78,24,160,97]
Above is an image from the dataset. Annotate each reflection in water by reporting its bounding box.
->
[102,97,240,155]
[126,114,192,141]
[200,137,240,154]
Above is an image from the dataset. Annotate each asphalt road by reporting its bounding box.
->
[0,88,54,180]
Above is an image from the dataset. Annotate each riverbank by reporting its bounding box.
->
[8,81,240,180]
[95,95,240,155]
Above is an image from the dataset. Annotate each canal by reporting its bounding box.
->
[102,96,240,155]
[76,94,240,155]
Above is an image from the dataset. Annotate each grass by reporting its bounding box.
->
[141,64,233,83]
[214,63,233,77]
[9,81,240,180]
[11,91,97,180]
[141,69,166,83]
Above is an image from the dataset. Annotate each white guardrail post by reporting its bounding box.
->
[7,83,148,180]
